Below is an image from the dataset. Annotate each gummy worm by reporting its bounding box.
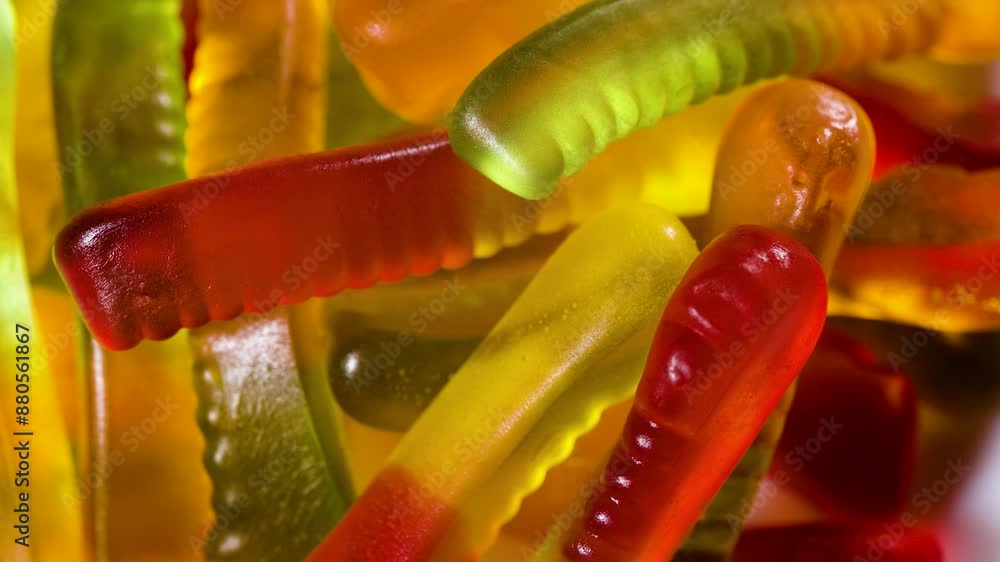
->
[449,0,943,199]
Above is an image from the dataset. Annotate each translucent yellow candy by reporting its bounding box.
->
[1,3,83,559]
[13,0,63,277]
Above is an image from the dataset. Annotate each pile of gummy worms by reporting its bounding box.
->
[2,0,1000,561]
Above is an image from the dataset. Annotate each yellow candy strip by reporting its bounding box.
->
[307,205,698,562]
[1,2,84,560]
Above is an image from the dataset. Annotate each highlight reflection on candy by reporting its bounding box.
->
[680,77,873,562]
[184,1,352,560]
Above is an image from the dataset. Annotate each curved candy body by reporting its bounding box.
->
[679,78,872,561]
[0,3,84,560]
[185,0,327,176]
[52,1,213,559]
[704,79,875,271]
[184,1,355,561]
[557,225,827,562]
[192,313,351,562]
[832,166,1000,332]
[773,327,917,521]
[328,234,559,431]
[449,0,941,199]
[55,129,649,350]
[13,0,63,275]
[306,205,699,562]
[52,0,188,214]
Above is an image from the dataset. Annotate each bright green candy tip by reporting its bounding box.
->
[448,105,559,200]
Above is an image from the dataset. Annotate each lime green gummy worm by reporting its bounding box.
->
[449,0,944,199]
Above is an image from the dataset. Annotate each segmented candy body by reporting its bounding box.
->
[562,226,827,562]
[450,0,941,198]
[52,0,188,214]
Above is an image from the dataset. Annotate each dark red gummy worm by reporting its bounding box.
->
[733,523,944,562]
[563,225,829,562]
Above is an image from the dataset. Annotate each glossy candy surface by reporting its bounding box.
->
[449,0,941,199]
[704,79,875,272]
[57,127,684,350]
[679,78,873,562]
[52,1,212,559]
[772,327,917,521]
[552,225,827,562]
[306,205,699,562]
[184,1,352,560]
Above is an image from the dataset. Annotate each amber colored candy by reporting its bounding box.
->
[681,78,874,562]
[704,78,875,272]
[333,0,592,123]
[832,165,1000,332]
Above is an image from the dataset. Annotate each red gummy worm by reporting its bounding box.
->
[733,524,944,562]
[563,225,828,562]
[774,327,917,522]
[55,131,492,350]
